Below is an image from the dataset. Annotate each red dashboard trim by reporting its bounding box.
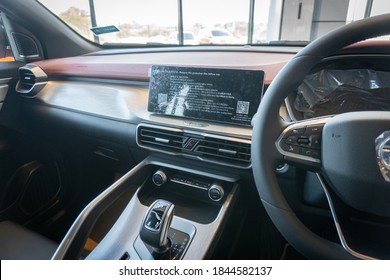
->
[33,41,390,85]
[34,51,295,85]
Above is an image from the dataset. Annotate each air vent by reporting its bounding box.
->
[16,64,47,97]
[137,124,251,168]
[138,126,188,152]
[195,137,251,163]
[18,68,36,91]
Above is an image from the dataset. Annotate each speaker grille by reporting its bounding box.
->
[19,162,61,215]
[12,32,39,57]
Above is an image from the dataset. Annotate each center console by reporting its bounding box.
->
[52,157,239,260]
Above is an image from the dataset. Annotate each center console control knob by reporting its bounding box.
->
[152,169,168,186]
[208,184,224,202]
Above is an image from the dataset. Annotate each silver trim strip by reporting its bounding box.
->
[316,173,375,260]
[150,158,239,183]
[0,78,12,85]
[0,78,11,108]
[284,97,298,122]
[218,148,237,155]
[19,54,40,59]
[34,79,253,136]
[0,84,9,102]
[170,179,209,191]
[155,137,170,144]
[32,79,253,138]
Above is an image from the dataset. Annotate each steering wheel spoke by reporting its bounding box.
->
[276,117,330,171]
[316,173,390,259]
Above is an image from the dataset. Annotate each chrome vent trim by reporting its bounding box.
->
[137,124,251,169]
[195,137,251,163]
[16,64,47,97]
[139,127,188,151]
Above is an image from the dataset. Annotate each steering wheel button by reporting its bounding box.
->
[281,143,301,154]
[286,127,305,136]
[301,148,320,159]
[285,136,299,145]
[310,135,321,148]
[306,126,323,135]
[297,137,310,145]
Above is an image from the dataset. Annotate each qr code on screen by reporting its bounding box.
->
[236,101,250,114]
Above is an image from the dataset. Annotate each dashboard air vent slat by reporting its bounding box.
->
[196,138,251,163]
[139,128,188,151]
[137,124,251,168]
[18,69,36,91]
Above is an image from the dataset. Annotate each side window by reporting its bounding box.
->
[0,14,14,62]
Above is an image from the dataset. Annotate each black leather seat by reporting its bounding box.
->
[0,221,58,259]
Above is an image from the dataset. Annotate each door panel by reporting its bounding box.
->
[0,11,64,235]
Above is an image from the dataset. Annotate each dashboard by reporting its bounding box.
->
[2,0,390,260]
[14,44,390,172]
[16,44,390,157]
[12,41,390,260]
[16,47,298,171]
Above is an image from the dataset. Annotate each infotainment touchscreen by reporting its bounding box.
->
[148,66,264,126]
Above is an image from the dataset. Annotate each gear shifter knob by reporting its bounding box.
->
[139,199,175,254]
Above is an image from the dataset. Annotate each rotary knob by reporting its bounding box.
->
[208,184,224,202]
[152,170,168,186]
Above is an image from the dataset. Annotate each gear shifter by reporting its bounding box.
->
[139,199,175,255]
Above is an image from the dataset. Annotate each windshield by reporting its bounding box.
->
[38,0,390,46]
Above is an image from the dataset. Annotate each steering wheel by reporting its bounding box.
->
[251,14,390,259]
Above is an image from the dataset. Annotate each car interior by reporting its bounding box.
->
[0,0,390,260]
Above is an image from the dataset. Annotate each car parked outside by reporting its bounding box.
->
[166,31,199,45]
[198,28,236,45]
